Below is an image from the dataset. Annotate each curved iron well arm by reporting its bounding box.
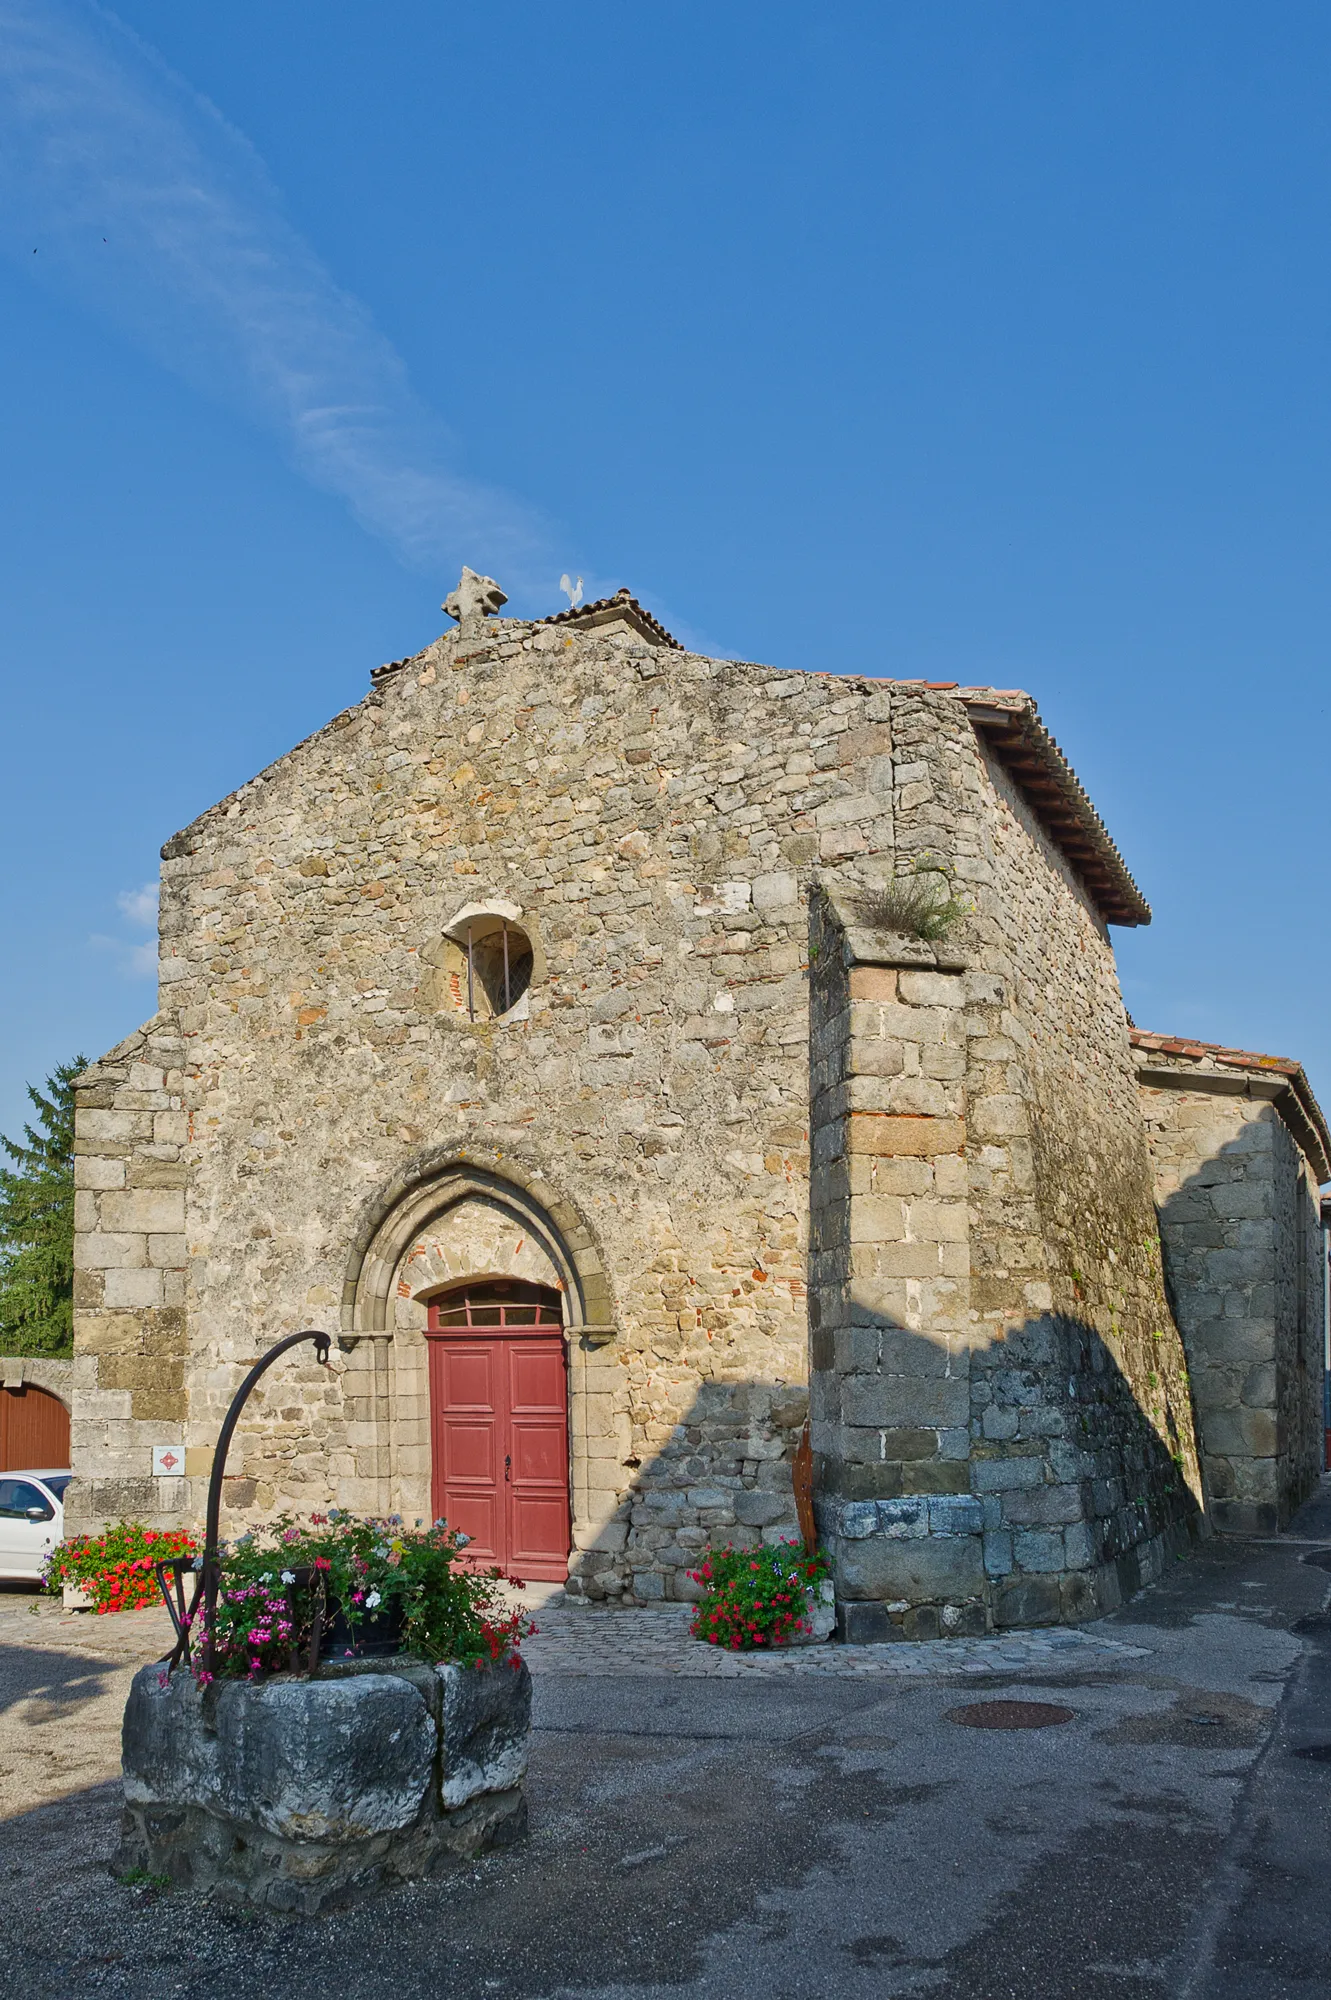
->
[160,1328,331,1674]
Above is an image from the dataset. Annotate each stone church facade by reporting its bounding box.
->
[67,580,1327,1636]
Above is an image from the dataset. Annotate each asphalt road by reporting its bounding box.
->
[2,1488,1330,1999]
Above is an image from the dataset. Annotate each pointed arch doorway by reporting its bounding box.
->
[426,1279,571,1582]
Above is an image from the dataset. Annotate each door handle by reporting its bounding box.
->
[504,1454,511,1482]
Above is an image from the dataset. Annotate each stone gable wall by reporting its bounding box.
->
[70,612,1198,1622]
[74,622,904,1579]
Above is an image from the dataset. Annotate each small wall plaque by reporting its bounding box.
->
[152,1445,185,1477]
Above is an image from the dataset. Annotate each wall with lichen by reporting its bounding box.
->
[1140,1073,1325,1534]
[71,611,1200,1623]
[71,619,902,1589]
[810,694,1201,1638]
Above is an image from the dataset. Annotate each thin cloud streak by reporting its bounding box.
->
[116,880,158,930]
[0,0,552,591]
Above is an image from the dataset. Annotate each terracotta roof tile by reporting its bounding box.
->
[947,687,1150,929]
[1131,1029,1331,1183]
[541,588,683,650]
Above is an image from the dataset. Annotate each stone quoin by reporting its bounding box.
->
[66,578,1329,1636]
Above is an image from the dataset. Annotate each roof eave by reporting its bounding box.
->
[1131,1031,1331,1185]
[962,694,1151,928]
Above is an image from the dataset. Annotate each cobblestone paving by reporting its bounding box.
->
[521,1600,1149,1678]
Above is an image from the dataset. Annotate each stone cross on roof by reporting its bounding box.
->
[443,567,508,634]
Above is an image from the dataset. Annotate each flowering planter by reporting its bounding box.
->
[118,1654,530,1913]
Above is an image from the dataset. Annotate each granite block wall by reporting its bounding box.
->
[1137,1060,1326,1534]
[69,606,1202,1627]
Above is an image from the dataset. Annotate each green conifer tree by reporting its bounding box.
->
[0,1058,86,1356]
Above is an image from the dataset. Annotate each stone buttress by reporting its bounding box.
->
[811,885,1205,1640]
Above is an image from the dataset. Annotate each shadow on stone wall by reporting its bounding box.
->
[568,1375,811,1608]
[576,1306,1203,1635]
[1154,1128,1323,1536]
[807,1307,1202,1638]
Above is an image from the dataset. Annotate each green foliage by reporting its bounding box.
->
[0,1057,86,1355]
[117,1868,172,1892]
[856,856,971,942]
[197,1511,533,1683]
[689,1538,832,1650]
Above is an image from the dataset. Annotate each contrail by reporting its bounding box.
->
[0,0,552,592]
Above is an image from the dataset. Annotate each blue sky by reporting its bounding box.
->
[1,2,1328,1144]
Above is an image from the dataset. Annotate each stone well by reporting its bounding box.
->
[119,1655,530,1913]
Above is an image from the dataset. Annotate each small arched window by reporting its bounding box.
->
[424,901,542,1023]
[461,917,533,1020]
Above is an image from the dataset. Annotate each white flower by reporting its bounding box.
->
[280,1570,296,1585]
[455,1533,470,1547]
[365,1590,382,1610]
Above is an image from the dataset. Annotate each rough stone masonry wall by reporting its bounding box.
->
[66,1018,194,1529]
[965,752,1203,1618]
[71,612,1199,1620]
[1138,1071,1325,1533]
[811,687,1202,1637]
[73,619,910,1586]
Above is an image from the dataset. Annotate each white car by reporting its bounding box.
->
[0,1471,70,1581]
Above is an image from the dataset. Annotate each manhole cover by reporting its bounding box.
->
[945,1701,1075,1730]
[1293,1743,1331,1763]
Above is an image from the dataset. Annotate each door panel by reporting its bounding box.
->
[505,1339,571,1580]
[510,1494,571,1575]
[428,1327,570,1582]
[444,1347,496,1407]
[510,1418,567,1483]
[429,1342,504,1566]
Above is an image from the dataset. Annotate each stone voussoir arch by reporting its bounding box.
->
[340,1145,614,1339]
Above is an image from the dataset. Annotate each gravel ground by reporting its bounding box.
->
[2,1493,1330,2000]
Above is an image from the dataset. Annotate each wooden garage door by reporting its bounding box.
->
[0,1384,70,1472]
[426,1282,570,1582]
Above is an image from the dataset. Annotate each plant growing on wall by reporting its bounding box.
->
[0,1057,85,1356]
[857,856,971,941]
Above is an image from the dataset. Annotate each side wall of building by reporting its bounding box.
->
[66,1018,193,1530]
[1274,1120,1326,1522]
[811,690,1201,1637]
[1138,1075,1325,1533]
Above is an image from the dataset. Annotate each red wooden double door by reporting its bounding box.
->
[426,1281,571,1582]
